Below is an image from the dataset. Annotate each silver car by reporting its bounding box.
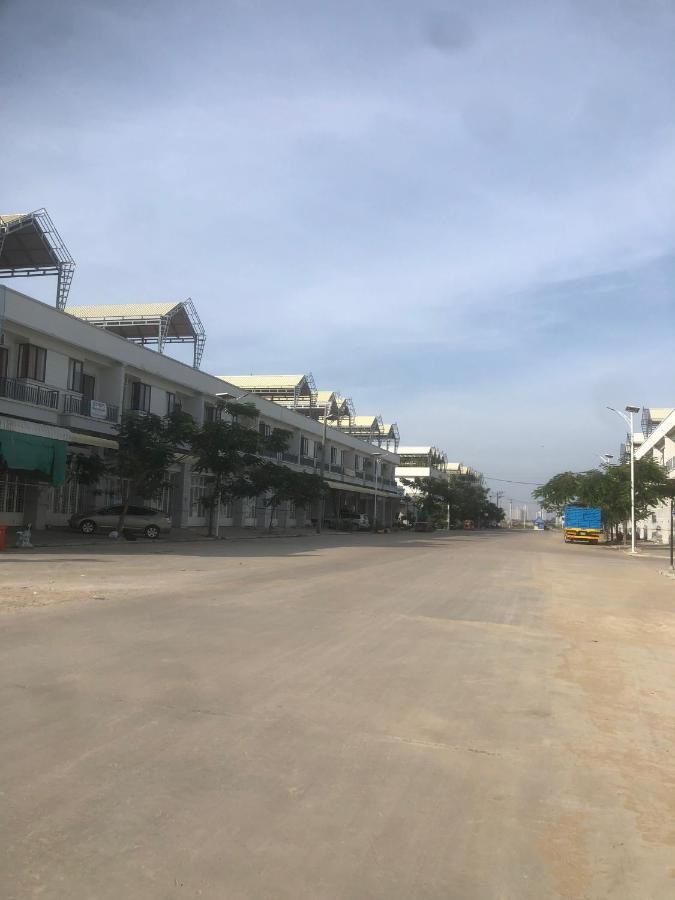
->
[69,505,172,539]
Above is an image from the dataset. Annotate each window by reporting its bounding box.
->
[189,474,209,518]
[288,499,296,519]
[0,473,26,514]
[330,447,338,465]
[17,344,47,382]
[130,381,151,412]
[300,436,309,456]
[340,449,346,466]
[166,392,177,415]
[81,373,95,401]
[68,358,83,392]
[204,403,221,423]
[355,454,362,471]
[0,346,8,380]
[259,422,271,437]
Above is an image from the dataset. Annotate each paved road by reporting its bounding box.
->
[2,531,674,899]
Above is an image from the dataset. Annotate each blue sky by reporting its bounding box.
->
[3,0,675,506]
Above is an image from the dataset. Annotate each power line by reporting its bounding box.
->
[482,475,543,486]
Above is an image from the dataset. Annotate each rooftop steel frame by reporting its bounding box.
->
[0,209,75,310]
[73,298,206,368]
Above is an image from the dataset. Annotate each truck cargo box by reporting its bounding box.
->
[563,505,602,543]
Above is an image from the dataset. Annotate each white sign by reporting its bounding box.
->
[89,400,107,419]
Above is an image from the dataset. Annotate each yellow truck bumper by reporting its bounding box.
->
[564,528,602,544]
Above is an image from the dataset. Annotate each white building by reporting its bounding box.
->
[0,285,401,532]
[633,408,675,542]
[395,446,448,486]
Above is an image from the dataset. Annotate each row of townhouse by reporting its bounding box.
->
[0,285,401,532]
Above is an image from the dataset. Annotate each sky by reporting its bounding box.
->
[2,0,675,508]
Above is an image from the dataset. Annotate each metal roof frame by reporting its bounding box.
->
[0,209,75,310]
[68,298,206,368]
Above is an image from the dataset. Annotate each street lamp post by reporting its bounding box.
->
[607,405,640,554]
[316,413,328,534]
[372,452,382,532]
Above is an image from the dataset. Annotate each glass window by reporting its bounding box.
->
[204,403,221,423]
[68,359,83,392]
[130,381,151,412]
[81,373,95,400]
[0,346,8,379]
[166,392,177,415]
[17,344,47,382]
[330,447,338,464]
[300,436,309,456]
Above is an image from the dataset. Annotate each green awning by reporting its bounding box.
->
[0,429,68,485]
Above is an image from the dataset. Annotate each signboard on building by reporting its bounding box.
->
[89,400,107,419]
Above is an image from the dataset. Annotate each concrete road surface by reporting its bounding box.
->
[1,530,674,899]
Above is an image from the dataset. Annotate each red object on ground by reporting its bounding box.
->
[0,526,7,550]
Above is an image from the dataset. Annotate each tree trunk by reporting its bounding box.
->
[116,483,131,535]
[207,477,220,538]
[623,521,628,545]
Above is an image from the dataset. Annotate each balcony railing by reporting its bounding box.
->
[300,455,317,468]
[364,472,374,482]
[0,376,59,410]
[282,452,299,464]
[63,394,119,422]
[330,464,344,474]
[666,457,675,472]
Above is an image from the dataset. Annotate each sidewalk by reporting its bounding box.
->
[1,524,321,551]
[602,541,673,560]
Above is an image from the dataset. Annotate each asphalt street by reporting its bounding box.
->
[1,530,674,899]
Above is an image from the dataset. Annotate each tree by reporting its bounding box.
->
[531,472,582,514]
[233,462,325,529]
[69,452,108,487]
[190,400,291,535]
[112,409,195,533]
[534,459,673,542]
[401,476,500,528]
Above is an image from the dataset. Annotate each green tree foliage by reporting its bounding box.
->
[190,400,292,535]
[232,462,324,528]
[534,458,674,534]
[69,452,108,486]
[113,409,196,532]
[402,476,505,527]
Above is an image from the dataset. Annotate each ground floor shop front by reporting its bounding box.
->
[0,462,401,536]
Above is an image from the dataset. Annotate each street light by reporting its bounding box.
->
[607,405,640,554]
[372,452,382,531]
[316,411,329,534]
[599,453,614,466]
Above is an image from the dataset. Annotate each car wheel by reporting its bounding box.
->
[80,519,96,535]
[144,525,160,539]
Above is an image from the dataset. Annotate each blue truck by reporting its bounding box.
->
[563,505,603,544]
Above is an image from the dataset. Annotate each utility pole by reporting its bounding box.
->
[316,414,328,534]
[372,452,382,531]
[607,405,640,554]
[670,498,674,571]
[509,499,513,528]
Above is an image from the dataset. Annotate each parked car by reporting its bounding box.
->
[356,514,370,530]
[414,521,435,532]
[69,505,172,539]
